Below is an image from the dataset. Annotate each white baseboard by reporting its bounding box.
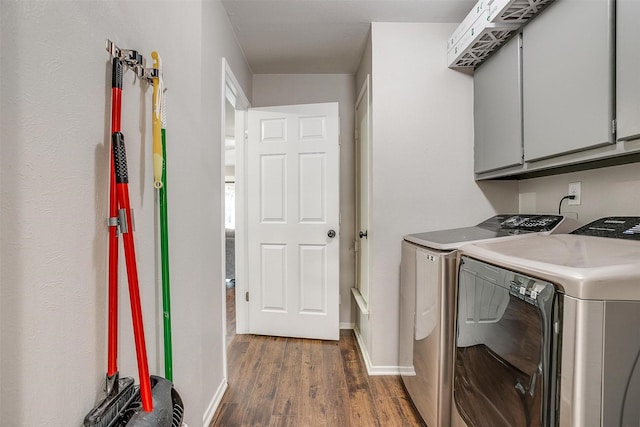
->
[366,365,401,375]
[398,366,416,376]
[352,327,401,376]
[202,379,228,426]
[340,322,354,330]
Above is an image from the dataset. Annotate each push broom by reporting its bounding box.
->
[84,54,136,427]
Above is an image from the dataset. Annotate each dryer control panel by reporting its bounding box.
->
[572,216,640,240]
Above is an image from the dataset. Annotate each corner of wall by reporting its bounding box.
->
[355,27,372,93]
[202,379,228,426]
[352,326,400,376]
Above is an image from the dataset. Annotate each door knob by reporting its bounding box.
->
[327,229,336,238]
[359,230,368,239]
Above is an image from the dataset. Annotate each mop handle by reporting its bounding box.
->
[112,132,153,412]
[107,57,123,378]
[151,52,163,189]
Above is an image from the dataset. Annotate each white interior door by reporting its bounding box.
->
[355,77,371,307]
[247,102,340,340]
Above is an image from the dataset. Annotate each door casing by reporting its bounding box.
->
[354,75,372,314]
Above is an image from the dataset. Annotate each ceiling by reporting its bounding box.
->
[221,0,476,74]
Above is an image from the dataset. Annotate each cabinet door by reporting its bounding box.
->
[474,34,523,173]
[522,0,614,161]
[617,0,640,142]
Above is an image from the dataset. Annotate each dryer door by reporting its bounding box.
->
[454,257,559,427]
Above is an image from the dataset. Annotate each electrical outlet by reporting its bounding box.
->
[568,182,581,205]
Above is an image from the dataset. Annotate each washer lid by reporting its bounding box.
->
[403,214,573,250]
[461,234,640,300]
[404,226,528,250]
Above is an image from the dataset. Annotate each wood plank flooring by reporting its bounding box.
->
[226,286,236,346]
[211,330,425,427]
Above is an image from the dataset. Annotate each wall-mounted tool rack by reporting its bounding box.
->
[105,39,158,82]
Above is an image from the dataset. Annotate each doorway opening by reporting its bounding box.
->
[224,96,236,344]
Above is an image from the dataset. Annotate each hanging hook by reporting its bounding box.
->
[105,39,147,79]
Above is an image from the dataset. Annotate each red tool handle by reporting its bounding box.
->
[107,57,123,377]
[113,131,153,412]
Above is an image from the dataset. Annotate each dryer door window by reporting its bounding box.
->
[454,257,559,427]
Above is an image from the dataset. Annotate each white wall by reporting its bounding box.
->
[252,74,357,326]
[0,1,251,425]
[200,2,252,423]
[362,22,518,369]
[518,162,640,224]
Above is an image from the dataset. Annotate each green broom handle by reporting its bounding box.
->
[152,51,173,382]
[159,128,173,381]
[159,124,173,382]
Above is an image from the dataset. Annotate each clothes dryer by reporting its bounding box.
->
[453,217,640,427]
[399,214,578,427]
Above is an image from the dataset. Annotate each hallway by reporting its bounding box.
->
[211,330,424,426]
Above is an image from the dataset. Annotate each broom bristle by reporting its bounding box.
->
[84,378,135,427]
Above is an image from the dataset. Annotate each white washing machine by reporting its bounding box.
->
[453,217,640,427]
[399,214,579,427]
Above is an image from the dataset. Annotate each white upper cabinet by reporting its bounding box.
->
[617,0,640,142]
[474,34,523,173]
[522,0,615,161]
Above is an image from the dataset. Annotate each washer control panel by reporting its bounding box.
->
[478,214,564,233]
[572,216,640,240]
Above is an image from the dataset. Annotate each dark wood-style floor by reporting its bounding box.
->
[213,288,424,426]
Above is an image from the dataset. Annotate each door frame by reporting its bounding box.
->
[220,58,250,359]
[353,74,371,314]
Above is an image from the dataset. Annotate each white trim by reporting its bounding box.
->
[220,60,228,399]
[220,57,251,392]
[233,109,249,336]
[202,379,228,426]
[350,287,369,315]
[354,74,372,310]
[355,73,370,109]
[352,326,372,371]
[353,325,400,376]
[223,59,249,109]
[398,366,417,376]
[223,60,250,338]
[225,81,237,107]
[340,322,355,330]
[367,366,401,376]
